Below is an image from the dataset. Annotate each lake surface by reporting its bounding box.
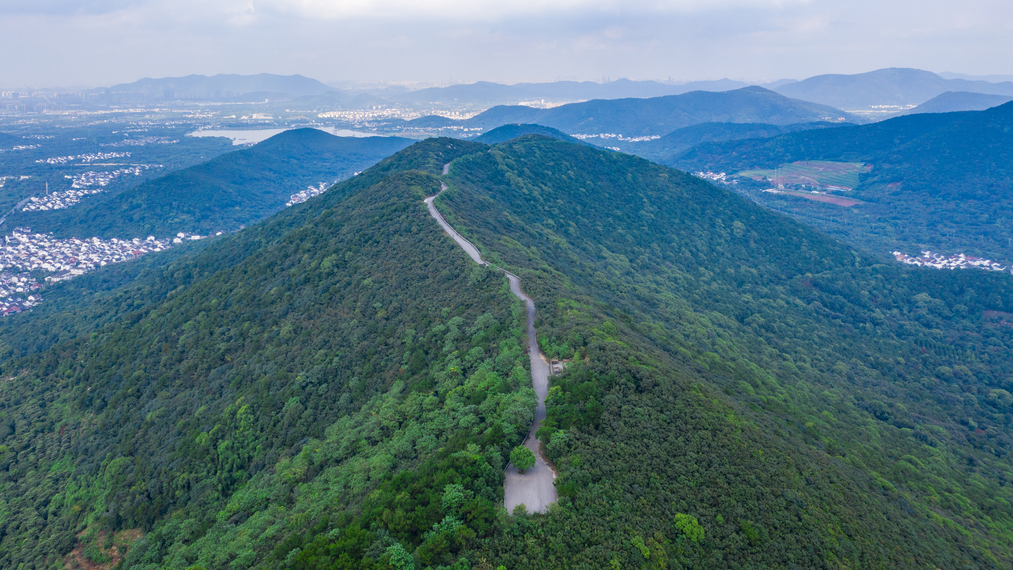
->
[188,127,376,145]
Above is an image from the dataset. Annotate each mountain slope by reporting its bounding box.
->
[393,81,531,105]
[775,68,1013,109]
[0,138,530,568]
[437,135,1013,566]
[905,91,1013,114]
[107,73,334,99]
[463,87,855,136]
[2,136,1013,568]
[393,78,755,106]
[474,124,587,145]
[16,128,414,238]
[612,120,852,161]
[674,102,1013,259]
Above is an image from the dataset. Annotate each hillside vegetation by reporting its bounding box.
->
[673,102,1013,260]
[1,136,1013,568]
[14,128,413,238]
[610,121,851,162]
[474,124,586,146]
[905,92,1013,115]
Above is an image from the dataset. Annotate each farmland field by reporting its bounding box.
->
[768,189,864,206]
[739,160,869,189]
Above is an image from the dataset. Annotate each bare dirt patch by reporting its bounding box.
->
[63,528,142,570]
[778,190,864,207]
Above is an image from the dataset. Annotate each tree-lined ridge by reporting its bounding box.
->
[426,163,559,514]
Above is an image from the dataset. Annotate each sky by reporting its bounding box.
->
[2,0,1012,88]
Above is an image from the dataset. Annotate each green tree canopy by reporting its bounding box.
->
[510,445,536,472]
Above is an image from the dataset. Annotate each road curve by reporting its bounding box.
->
[425,170,558,515]
[424,183,484,265]
[502,273,557,514]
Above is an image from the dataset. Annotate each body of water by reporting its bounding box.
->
[187,127,376,145]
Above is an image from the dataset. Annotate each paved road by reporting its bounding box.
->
[425,170,558,515]
[424,183,484,265]
[502,272,558,514]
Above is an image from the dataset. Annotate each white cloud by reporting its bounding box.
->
[255,0,811,21]
[1,0,1011,88]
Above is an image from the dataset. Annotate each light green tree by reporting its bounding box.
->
[510,445,535,472]
[675,513,705,543]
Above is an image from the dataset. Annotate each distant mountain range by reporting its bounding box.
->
[773,68,1013,110]
[903,91,1013,115]
[106,73,334,100]
[939,72,1013,83]
[97,69,1013,112]
[453,86,856,136]
[16,129,413,237]
[391,77,769,106]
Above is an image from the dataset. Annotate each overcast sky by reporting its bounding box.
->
[3,0,1012,88]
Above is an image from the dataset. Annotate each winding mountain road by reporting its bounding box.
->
[426,168,558,515]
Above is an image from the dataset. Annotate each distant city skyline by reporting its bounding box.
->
[2,0,1011,89]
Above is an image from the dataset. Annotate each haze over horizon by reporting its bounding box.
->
[3,0,1012,89]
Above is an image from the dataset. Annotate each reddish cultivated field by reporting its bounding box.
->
[780,190,863,207]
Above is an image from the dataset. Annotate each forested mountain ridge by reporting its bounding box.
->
[773,68,1013,109]
[1,135,1013,568]
[460,86,857,136]
[14,128,414,238]
[0,138,532,568]
[609,120,852,162]
[474,124,587,146]
[435,135,1013,566]
[904,92,1013,115]
[672,102,1013,260]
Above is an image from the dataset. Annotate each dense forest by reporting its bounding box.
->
[12,129,413,239]
[613,121,852,163]
[474,125,585,146]
[0,135,1012,568]
[670,102,1013,261]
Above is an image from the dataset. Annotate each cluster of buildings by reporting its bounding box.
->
[22,185,103,211]
[286,182,331,207]
[0,228,173,281]
[21,165,157,212]
[102,136,178,147]
[893,251,1011,272]
[0,144,40,153]
[0,271,42,315]
[171,231,219,244]
[36,151,131,165]
[318,108,479,124]
[694,171,738,186]
[573,133,661,142]
[69,166,149,188]
[0,176,30,188]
